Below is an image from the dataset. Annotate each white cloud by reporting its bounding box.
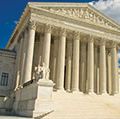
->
[89,0,120,23]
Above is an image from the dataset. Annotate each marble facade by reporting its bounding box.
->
[0,2,120,117]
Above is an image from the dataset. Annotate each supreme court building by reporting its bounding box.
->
[0,2,120,118]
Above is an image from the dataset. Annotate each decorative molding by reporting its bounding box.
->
[99,39,106,46]
[43,7,119,31]
[88,35,94,42]
[73,31,80,40]
[111,41,116,48]
[28,20,36,30]
[59,28,66,37]
[44,24,52,33]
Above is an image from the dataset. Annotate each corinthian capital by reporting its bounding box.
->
[59,28,66,37]
[111,41,116,48]
[88,35,94,42]
[99,39,106,46]
[28,20,36,30]
[73,31,80,40]
[44,24,52,33]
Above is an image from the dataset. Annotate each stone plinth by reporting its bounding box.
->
[13,79,54,117]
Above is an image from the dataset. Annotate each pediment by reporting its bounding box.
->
[29,2,120,31]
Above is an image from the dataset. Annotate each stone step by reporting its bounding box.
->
[42,92,120,119]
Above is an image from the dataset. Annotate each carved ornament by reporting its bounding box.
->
[44,24,52,33]
[28,20,36,30]
[73,31,80,40]
[43,7,118,30]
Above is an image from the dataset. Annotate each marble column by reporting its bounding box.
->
[56,29,66,90]
[87,38,94,93]
[80,42,87,93]
[32,33,40,67]
[72,32,80,91]
[42,25,51,69]
[20,30,27,85]
[52,39,58,83]
[22,21,36,84]
[96,67,100,94]
[107,52,112,94]
[99,41,107,94]
[111,43,118,94]
[15,36,23,89]
[38,34,44,65]
[65,40,72,91]
[94,47,98,93]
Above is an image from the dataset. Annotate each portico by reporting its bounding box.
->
[13,20,119,95]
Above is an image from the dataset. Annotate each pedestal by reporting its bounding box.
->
[13,79,54,117]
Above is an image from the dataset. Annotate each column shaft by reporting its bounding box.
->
[65,41,72,91]
[72,33,80,91]
[99,42,107,94]
[38,34,43,65]
[107,53,112,94]
[94,47,98,93]
[96,67,100,94]
[111,46,118,94]
[87,40,94,93]
[15,36,23,88]
[80,42,87,93]
[20,31,27,85]
[42,25,51,68]
[52,39,58,83]
[56,30,66,90]
[22,22,36,84]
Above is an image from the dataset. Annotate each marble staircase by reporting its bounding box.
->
[41,92,120,119]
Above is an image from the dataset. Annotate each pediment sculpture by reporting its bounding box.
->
[42,7,119,30]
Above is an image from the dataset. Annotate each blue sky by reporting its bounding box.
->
[0,0,99,48]
[1,0,120,48]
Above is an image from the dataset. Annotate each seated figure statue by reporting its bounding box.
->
[32,62,50,81]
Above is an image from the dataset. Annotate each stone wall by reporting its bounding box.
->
[0,49,16,97]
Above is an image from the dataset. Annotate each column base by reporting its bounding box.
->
[66,89,72,93]
[99,92,109,96]
[87,92,96,95]
[56,89,66,93]
[71,90,83,94]
[110,91,119,96]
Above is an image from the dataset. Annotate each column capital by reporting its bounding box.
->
[99,40,106,46]
[28,20,36,30]
[44,24,52,33]
[111,41,116,48]
[59,28,66,37]
[106,49,111,56]
[73,31,80,40]
[89,36,94,42]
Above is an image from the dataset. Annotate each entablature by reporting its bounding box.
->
[31,14,120,44]
[29,3,120,33]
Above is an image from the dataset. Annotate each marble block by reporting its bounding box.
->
[13,79,54,117]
